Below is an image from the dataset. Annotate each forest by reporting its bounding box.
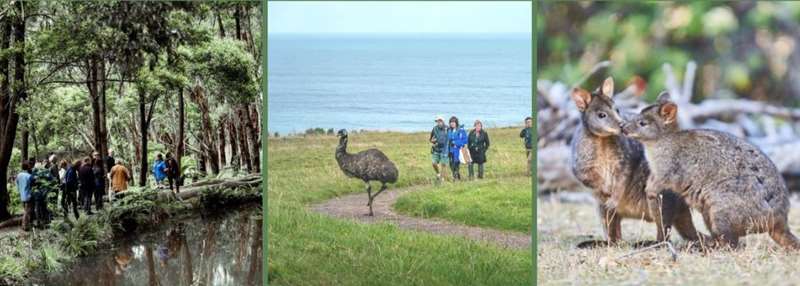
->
[0,0,263,221]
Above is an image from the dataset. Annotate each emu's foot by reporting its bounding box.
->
[576,239,610,249]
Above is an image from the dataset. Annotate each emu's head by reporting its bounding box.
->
[337,129,348,138]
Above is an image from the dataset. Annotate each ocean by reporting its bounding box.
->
[267,33,532,135]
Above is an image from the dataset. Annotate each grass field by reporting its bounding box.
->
[267,127,533,285]
[537,195,800,285]
[394,177,531,233]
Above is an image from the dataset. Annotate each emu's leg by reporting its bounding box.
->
[365,183,372,207]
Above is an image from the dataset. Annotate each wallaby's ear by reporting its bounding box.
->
[659,102,678,124]
[571,88,592,111]
[656,91,671,103]
[601,77,614,98]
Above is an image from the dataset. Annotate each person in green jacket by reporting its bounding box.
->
[520,116,532,176]
[429,116,450,181]
[468,120,490,179]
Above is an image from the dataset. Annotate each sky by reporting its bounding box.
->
[267,1,531,34]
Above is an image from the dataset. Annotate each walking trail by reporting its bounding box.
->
[311,185,531,249]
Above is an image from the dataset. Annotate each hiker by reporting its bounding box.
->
[152,154,167,188]
[109,159,132,201]
[429,116,449,181]
[16,162,34,231]
[447,116,468,180]
[468,120,490,179]
[520,116,532,176]
[31,163,56,227]
[47,154,59,179]
[165,152,180,193]
[104,149,116,174]
[61,160,80,219]
[92,158,105,210]
[78,157,95,214]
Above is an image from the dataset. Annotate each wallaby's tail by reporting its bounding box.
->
[769,224,800,250]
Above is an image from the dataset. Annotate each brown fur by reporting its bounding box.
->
[570,79,704,247]
[622,94,800,250]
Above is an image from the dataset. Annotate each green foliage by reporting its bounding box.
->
[539,2,800,104]
[188,38,259,104]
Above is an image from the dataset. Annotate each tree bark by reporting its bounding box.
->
[188,83,219,174]
[246,104,259,173]
[237,107,252,172]
[228,115,239,171]
[177,87,185,178]
[0,13,17,220]
[218,117,227,167]
[138,88,147,186]
[21,128,28,161]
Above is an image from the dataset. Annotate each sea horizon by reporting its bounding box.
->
[268,33,532,134]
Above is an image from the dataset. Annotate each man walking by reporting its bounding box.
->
[16,162,34,231]
[429,116,449,182]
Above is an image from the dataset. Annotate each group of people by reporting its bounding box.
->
[15,150,182,231]
[429,115,532,181]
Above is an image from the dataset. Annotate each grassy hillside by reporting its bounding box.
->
[268,127,532,285]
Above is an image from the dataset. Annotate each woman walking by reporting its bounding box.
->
[447,116,468,180]
[468,120,490,179]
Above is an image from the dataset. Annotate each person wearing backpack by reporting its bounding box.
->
[61,160,80,219]
[164,152,181,194]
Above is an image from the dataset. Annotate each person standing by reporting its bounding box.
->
[92,158,105,210]
[447,116,468,180]
[62,160,80,219]
[109,160,132,201]
[468,120,490,179]
[152,154,167,188]
[520,116,533,176]
[429,116,450,181]
[78,157,95,214]
[104,149,116,174]
[165,152,180,194]
[15,162,34,231]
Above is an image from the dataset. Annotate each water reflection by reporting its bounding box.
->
[31,206,262,286]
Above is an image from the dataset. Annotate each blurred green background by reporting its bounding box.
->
[538,2,800,105]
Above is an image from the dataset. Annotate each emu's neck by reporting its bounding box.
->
[336,137,349,160]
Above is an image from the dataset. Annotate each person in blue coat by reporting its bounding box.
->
[152,154,167,188]
[447,116,468,180]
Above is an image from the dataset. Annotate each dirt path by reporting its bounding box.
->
[311,186,531,249]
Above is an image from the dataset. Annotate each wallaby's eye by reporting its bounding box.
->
[597,112,607,119]
[615,108,620,114]
[638,120,648,127]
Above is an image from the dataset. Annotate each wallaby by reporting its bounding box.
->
[569,77,704,248]
[621,93,800,250]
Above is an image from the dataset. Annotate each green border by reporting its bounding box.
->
[531,1,537,285]
[261,1,536,285]
[262,0,269,285]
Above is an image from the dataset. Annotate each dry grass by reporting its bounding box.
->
[537,194,800,285]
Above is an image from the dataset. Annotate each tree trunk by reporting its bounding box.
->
[88,58,101,153]
[138,88,148,187]
[215,9,225,38]
[218,117,227,167]
[177,87,185,178]
[21,128,28,161]
[245,104,259,173]
[228,115,239,171]
[237,107,252,173]
[0,4,26,220]
[188,84,218,174]
[98,58,109,176]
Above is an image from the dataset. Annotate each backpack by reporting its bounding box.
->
[64,167,78,188]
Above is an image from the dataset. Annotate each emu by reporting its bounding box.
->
[335,129,399,216]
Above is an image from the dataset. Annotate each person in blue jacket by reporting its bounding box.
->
[447,116,468,180]
[152,154,167,188]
